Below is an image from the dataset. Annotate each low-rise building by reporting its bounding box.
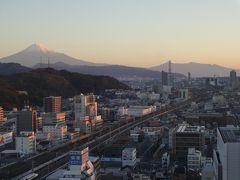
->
[187,148,201,171]
[162,152,170,171]
[59,148,96,180]
[42,112,67,140]
[179,88,189,100]
[132,173,151,180]
[122,148,137,167]
[0,132,13,147]
[42,125,67,141]
[128,106,156,117]
[201,163,215,180]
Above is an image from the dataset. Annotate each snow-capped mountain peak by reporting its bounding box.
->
[23,43,54,53]
[0,43,107,67]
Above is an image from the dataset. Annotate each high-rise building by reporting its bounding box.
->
[16,107,37,135]
[0,106,4,131]
[168,60,174,86]
[170,124,205,163]
[161,71,168,86]
[44,96,61,113]
[188,72,191,81]
[74,94,102,133]
[213,127,240,180]
[230,70,237,87]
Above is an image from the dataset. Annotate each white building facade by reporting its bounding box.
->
[187,148,202,171]
[122,148,137,167]
[15,131,36,155]
[213,127,240,180]
[74,94,102,133]
[42,112,67,140]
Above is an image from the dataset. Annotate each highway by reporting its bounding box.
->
[0,97,200,180]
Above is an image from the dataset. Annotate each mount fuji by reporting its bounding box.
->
[0,43,107,67]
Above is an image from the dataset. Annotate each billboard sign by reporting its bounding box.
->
[69,151,82,165]
[69,147,89,165]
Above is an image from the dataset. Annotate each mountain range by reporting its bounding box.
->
[151,62,239,77]
[32,62,185,80]
[0,43,238,77]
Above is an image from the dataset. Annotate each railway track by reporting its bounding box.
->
[0,97,202,179]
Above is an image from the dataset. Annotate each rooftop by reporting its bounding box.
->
[219,127,240,143]
[176,125,204,133]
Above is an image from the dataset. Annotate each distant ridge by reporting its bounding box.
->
[1,43,235,77]
[33,62,186,80]
[150,61,240,77]
[0,43,108,67]
[0,62,31,75]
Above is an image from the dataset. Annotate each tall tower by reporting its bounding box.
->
[230,70,237,87]
[168,60,173,86]
[162,71,168,86]
[188,72,191,81]
[169,61,172,74]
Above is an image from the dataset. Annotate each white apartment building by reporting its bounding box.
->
[162,152,170,171]
[187,148,202,171]
[42,112,67,140]
[15,131,36,155]
[179,88,189,100]
[122,148,137,167]
[74,94,102,133]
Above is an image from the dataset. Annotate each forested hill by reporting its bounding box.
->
[0,68,129,109]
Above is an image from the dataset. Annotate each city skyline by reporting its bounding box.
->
[1,1,240,179]
[1,0,240,68]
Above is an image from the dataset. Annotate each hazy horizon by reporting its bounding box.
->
[1,0,240,68]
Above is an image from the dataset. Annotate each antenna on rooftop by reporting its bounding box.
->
[47,57,50,69]
[169,60,172,74]
[40,56,42,68]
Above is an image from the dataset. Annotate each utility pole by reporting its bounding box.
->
[31,160,34,172]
